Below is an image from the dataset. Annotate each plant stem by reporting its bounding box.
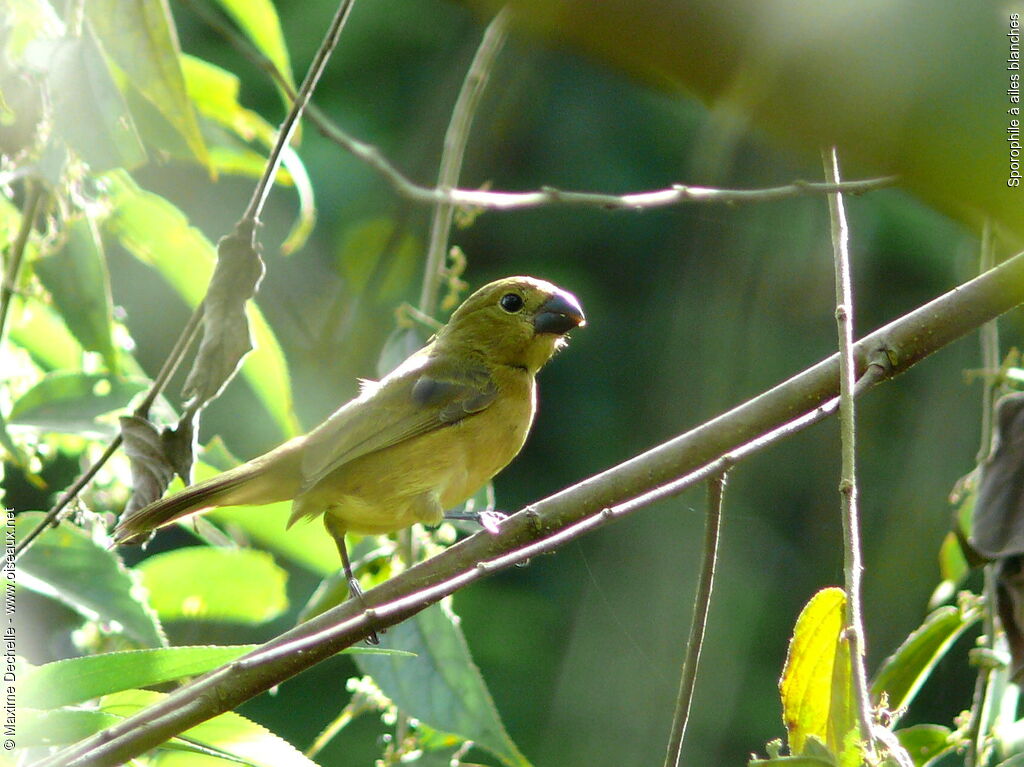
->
[822,147,875,756]
[0,180,43,350]
[417,7,509,316]
[966,220,999,767]
[663,471,728,767]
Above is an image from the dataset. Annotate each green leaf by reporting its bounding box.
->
[101,170,300,438]
[86,0,209,167]
[208,0,295,108]
[894,724,953,767]
[14,512,165,647]
[780,587,858,758]
[19,708,121,748]
[6,295,84,370]
[21,644,257,709]
[101,688,322,767]
[7,371,148,435]
[136,547,288,624]
[34,215,119,373]
[210,502,340,576]
[338,218,420,303]
[871,604,981,715]
[39,25,147,170]
[355,601,531,767]
[180,55,314,255]
[748,758,836,767]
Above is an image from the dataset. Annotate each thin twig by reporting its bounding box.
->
[181,0,896,214]
[822,146,875,757]
[418,7,509,316]
[0,180,43,348]
[966,220,1000,767]
[39,242,1024,767]
[134,305,205,420]
[241,0,356,224]
[663,470,728,767]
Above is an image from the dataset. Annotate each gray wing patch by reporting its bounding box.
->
[411,375,498,422]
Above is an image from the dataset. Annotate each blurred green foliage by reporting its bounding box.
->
[3,0,1023,765]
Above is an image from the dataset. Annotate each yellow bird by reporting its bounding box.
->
[114,276,585,599]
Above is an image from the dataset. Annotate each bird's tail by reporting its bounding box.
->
[113,466,258,544]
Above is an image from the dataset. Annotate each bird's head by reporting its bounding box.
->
[438,276,585,374]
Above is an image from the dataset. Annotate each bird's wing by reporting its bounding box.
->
[297,355,498,494]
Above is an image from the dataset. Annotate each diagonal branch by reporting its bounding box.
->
[39,242,1024,767]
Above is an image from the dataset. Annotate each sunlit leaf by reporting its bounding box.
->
[37,25,146,170]
[14,512,166,647]
[209,501,339,577]
[86,0,209,167]
[19,708,120,748]
[22,644,257,709]
[34,215,119,373]
[6,296,83,371]
[180,55,313,254]
[355,601,531,767]
[101,170,300,438]
[101,688,322,767]
[136,546,288,624]
[872,604,981,716]
[780,587,858,758]
[208,0,295,108]
[8,371,148,435]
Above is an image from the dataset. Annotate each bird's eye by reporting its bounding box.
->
[499,293,524,313]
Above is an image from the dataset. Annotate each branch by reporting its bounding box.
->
[40,242,1024,767]
[663,471,727,767]
[181,0,896,213]
[823,147,874,756]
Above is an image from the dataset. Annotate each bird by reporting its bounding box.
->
[114,276,585,607]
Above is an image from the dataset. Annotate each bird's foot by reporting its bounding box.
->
[346,576,381,645]
[443,509,508,535]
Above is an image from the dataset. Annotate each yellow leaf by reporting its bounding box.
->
[779,587,860,757]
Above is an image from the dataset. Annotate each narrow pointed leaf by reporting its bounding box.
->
[22,644,257,708]
[86,0,209,166]
[209,0,295,108]
[871,604,981,715]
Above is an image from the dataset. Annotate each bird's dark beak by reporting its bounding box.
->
[533,291,586,335]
